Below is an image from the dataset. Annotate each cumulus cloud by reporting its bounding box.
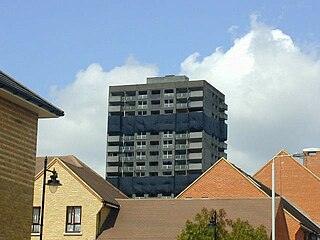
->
[180,18,320,173]
[38,18,320,177]
[37,59,158,176]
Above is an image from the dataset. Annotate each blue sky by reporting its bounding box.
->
[1,1,320,176]
[1,1,319,96]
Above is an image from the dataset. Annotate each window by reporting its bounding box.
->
[164,99,174,107]
[66,206,81,233]
[138,111,147,116]
[31,207,41,233]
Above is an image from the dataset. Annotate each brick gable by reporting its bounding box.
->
[254,150,320,224]
[178,158,267,198]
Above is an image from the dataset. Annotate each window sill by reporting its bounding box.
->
[64,232,82,236]
[31,233,40,236]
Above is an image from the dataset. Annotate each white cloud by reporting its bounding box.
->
[38,18,320,177]
[180,18,320,173]
[37,59,158,176]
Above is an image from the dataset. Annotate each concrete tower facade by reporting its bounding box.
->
[106,75,227,197]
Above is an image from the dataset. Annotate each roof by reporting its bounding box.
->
[97,197,281,240]
[35,156,128,207]
[177,157,271,198]
[0,70,64,118]
[176,157,320,234]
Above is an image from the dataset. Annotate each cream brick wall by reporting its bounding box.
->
[0,96,38,240]
[32,160,110,240]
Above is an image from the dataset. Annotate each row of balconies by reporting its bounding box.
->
[106,163,202,173]
[109,90,204,103]
[108,131,203,142]
[107,142,203,152]
[108,100,204,112]
[107,152,203,162]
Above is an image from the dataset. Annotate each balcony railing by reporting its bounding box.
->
[162,165,172,170]
[175,165,188,170]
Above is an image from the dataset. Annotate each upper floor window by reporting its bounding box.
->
[31,207,41,233]
[66,206,81,233]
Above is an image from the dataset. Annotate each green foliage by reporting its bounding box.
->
[177,208,269,240]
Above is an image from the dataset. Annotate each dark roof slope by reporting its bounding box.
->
[35,156,128,207]
[0,71,64,117]
[98,197,281,240]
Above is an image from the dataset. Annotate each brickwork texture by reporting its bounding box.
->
[0,96,38,240]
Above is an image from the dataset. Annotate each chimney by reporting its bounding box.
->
[303,148,320,177]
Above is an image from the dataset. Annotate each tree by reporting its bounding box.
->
[177,208,269,240]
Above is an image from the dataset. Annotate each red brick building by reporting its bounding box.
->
[254,149,320,226]
[177,157,320,240]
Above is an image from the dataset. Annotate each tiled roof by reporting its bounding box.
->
[0,70,64,117]
[97,197,281,240]
[35,156,128,207]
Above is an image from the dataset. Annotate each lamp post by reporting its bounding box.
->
[39,156,62,240]
[208,210,217,239]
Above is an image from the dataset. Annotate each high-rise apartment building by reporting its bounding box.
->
[106,75,227,197]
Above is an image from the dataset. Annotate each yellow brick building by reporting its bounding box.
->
[32,156,127,240]
[0,71,64,240]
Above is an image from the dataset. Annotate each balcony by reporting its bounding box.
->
[219,142,227,150]
[188,152,202,159]
[175,165,188,170]
[120,156,134,161]
[136,166,146,171]
[162,165,172,170]
[136,145,147,150]
[188,101,203,108]
[163,133,173,138]
[136,135,147,140]
[189,90,203,98]
[175,154,187,160]
[163,155,173,160]
[176,93,188,98]
[124,105,136,111]
[189,142,202,149]
[121,146,134,151]
[136,155,147,160]
[189,132,202,139]
[122,135,134,141]
[121,167,134,172]
[163,144,173,149]
[175,144,188,150]
[124,96,136,101]
[219,112,228,120]
[137,105,148,109]
[188,163,202,170]
[107,156,119,162]
[107,146,119,152]
[138,95,148,99]
[164,93,174,98]
[109,96,122,102]
[164,103,174,108]
[175,133,188,139]
[106,166,119,172]
[219,102,228,111]
[108,135,120,142]
[176,103,188,109]
[108,105,121,112]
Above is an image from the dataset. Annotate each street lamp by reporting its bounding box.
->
[39,156,62,240]
[208,210,217,239]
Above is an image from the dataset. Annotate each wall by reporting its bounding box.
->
[32,161,105,240]
[254,152,320,224]
[0,96,38,240]
[178,159,267,198]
